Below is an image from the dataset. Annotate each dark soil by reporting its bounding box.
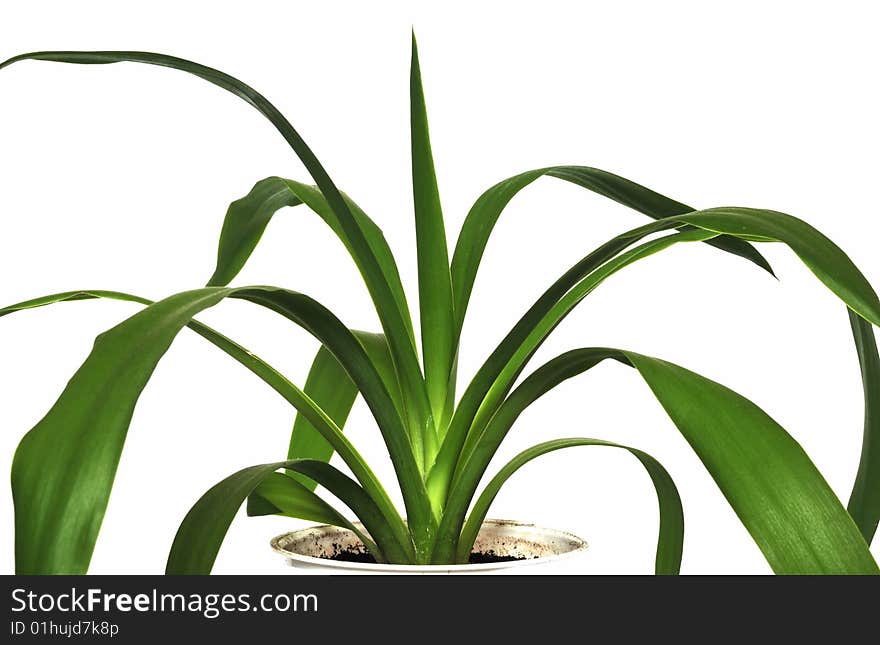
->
[329,550,380,563]
[467,550,530,564]
[325,548,529,565]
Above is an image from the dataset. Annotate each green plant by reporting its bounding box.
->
[2,36,878,574]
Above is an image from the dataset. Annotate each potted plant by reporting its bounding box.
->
[2,36,878,574]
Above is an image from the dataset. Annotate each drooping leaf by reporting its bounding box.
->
[627,351,877,574]
[0,289,400,514]
[440,347,878,574]
[432,208,880,508]
[451,165,773,342]
[0,289,153,315]
[848,309,880,543]
[1,50,434,474]
[410,33,455,435]
[0,289,400,497]
[245,472,346,526]
[167,459,413,574]
[9,285,431,573]
[244,471,382,557]
[455,438,684,574]
[678,208,880,325]
[207,176,303,288]
[207,177,415,348]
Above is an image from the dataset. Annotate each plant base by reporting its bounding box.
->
[270,518,588,573]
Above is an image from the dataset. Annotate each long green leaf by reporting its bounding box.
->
[246,472,348,526]
[432,208,880,507]
[245,471,381,559]
[244,470,382,552]
[677,208,880,325]
[848,309,880,543]
[167,459,411,574]
[461,228,716,458]
[451,165,773,342]
[11,289,225,574]
[233,287,433,556]
[682,209,880,540]
[456,438,684,574]
[435,347,624,558]
[0,290,400,496]
[8,285,431,572]
[285,343,358,489]
[410,33,454,436]
[287,330,404,489]
[0,290,153,315]
[441,348,878,574]
[0,289,402,514]
[1,49,434,475]
[207,176,303,288]
[207,177,415,348]
[627,351,877,574]
[0,289,412,554]
[428,219,697,499]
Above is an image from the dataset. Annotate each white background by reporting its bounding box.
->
[1,0,878,574]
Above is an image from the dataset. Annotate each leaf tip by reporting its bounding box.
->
[0,53,25,71]
[410,31,420,69]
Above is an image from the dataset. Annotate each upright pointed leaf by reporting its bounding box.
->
[410,34,455,432]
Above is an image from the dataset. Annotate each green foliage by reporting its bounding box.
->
[2,39,877,573]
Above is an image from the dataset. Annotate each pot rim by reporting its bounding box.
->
[270,518,588,572]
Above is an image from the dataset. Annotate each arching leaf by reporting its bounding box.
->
[456,438,683,574]
[1,49,434,478]
[9,286,431,573]
[451,165,773,340]
[439,348,878,574]
[847,309,880,543]
[167,459,413,574]
[207,177,415,349]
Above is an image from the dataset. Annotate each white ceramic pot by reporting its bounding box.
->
[271,519,588,574]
